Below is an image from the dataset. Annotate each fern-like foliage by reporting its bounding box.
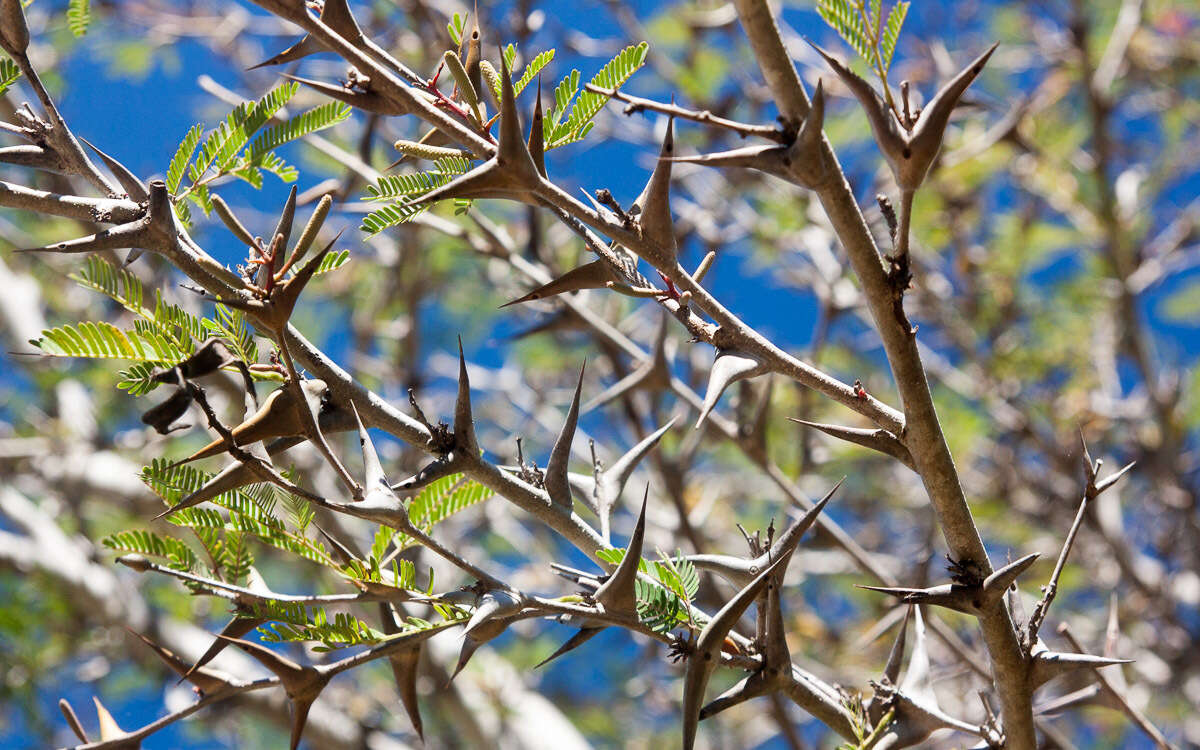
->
[0,56,21,96]
[360,157,472,234]
[31,321,185,363]
[166,123,203,195]
[447,12,466,47]
[817,0,876,66]
[880,2,909,72]
[167,82,343,216]
[29,258,269,393]
[242,101,351,165]
[514,49,555,98]
[547,42,648,149]
[143,460,276,526]
[651,551,699,608]
[71,256,145,313]
[255,600,463,650]
[137,459,342,577]
[102,529,205,582]
[405,474,494,536]
[312,249,351,276]
[202,303,258,364]
[596,547,699,634]
[280,487,315,534]
[484,47,556,102]
[816,0,910,85]
[256,602,386,650]
[635,579,689,634]
[67,0,90,37]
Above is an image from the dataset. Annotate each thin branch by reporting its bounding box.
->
[584,84,787,142]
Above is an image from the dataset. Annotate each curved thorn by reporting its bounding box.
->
[180,616,266,684]
[980,553,1039,607]
[697,350,766,429]
[78,136,148,201]
[883,605,913,685]
[788,417,916,470]
[529,75,546,177]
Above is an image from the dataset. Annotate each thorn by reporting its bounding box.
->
[696,350,766,429]
[454,337,478,454]
[500,260,616,307]
[58,698,89,743]
[682,544,799,750]
[529,75,547,177]
[594,486,649,614]
[534,627,603,669]
[636,117,677,259]
[78,136,148,202]
[546,363,585,511]
[282,74,412,116]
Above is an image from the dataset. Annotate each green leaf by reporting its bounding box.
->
[281,489,315,534]
[67,0,90,37]
[262,609,386,650]
[201,303,258,364]
[103,529,200,575]
[881,1,909,71]
[187,83,297,187]
[30,322,182,362]
[654,551,698,602]
[816,0,876,67]
[0,56,21,96]
[514,49,555,98]
[359,157,472,235]
[224,531,253,586]
[550,42,648,148]
[187,183,214,216]
[635,579,686,634]
[242,101,351,165]
[152,290,206,348]
[117,362,159,396]
[406,474,494,534]
[548,68,581,131]
[71,256,144,315]
[254,150,298,183]
[142,459,281,529]
[447,12,465,47]
[313,249,351,275]
[166,124,204,194]
[173,195,193,227]
[362,158,471,201]
[370,525,396,567]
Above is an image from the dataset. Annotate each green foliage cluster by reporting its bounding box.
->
[596,546,701,634]
[167,83,349,225]
[361,41,648,233]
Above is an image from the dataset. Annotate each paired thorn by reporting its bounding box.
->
[810,40,997,192]
[859,553,1039,615]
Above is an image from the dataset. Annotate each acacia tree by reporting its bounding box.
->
[0,0,1195,748]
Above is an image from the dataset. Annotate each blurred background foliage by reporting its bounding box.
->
[0,0,1197,748]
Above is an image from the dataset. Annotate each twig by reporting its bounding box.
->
[584,84,787,143]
